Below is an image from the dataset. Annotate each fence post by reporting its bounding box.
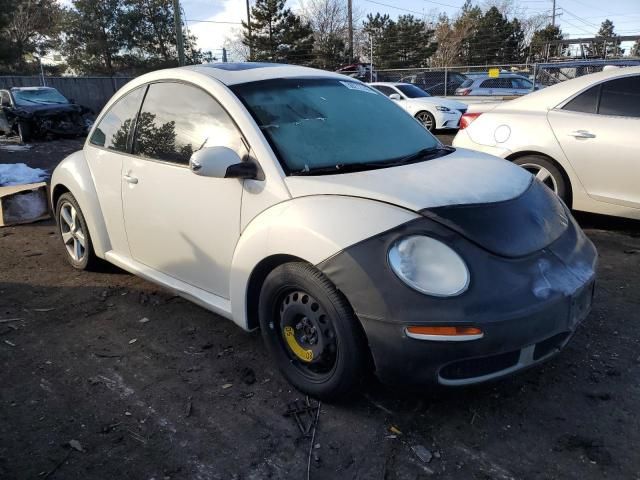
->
[369,34,374,82]
[444,67,448,96]
[532,63,537,92]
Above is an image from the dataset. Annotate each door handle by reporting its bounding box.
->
[569,130,596,139]
[123,174,138,184]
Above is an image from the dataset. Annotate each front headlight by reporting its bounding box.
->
[435,106,451,112]
[388,236,470,296]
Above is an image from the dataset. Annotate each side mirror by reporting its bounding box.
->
[389,93,402,101]
[190,146,258,180]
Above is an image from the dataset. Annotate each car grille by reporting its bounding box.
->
[439,350,520,380]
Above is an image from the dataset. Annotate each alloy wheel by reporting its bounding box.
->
[520,163,559,194]
[416,112,434,131]
[59,201,86,262]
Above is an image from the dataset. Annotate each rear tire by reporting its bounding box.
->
[56,192,99,270]
[513,155,569,204]
[259,262,368,401]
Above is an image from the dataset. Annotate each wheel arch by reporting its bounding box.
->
[229,195,419,331]
[506,150,573,207]
[50,150,111,257]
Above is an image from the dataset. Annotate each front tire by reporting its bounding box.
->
[415,111,436,131]
[56,192,98,270]
[513,155,569,204]
[259,262,368,401]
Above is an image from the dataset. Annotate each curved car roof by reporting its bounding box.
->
[184,62,346,85]
[497,65,640,111]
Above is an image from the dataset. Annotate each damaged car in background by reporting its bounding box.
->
[0,87,93,143]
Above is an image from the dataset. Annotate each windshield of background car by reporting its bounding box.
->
[231,77,439,174]
[12,88,69,106]
[397,84,431,98]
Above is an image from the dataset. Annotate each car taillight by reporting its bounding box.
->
[459,112,482,130]
[456,88,471,96]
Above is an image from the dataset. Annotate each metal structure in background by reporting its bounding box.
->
[374,59,640,96]
[0,59,638,115]
[173,0,185,66]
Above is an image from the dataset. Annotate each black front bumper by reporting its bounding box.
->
[318,201,597,387]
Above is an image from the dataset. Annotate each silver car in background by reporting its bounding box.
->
[455,74,537,96]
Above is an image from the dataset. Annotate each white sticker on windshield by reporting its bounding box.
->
[340,81,376,94]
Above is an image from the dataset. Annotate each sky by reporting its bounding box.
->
[182,0,640,59]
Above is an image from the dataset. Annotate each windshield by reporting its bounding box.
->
[232,78,440,174]
[12,88,69,106]
[396,84,430,98]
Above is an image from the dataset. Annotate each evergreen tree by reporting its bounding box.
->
[363,13,435,69]
[529,25,564,61]
[242,0,315,65]
[631,39,640,57]
[595,19,623,57]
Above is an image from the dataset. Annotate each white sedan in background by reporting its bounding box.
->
[453,66,640,220]
[370,82,467,131]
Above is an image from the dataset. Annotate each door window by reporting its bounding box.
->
[511,78,532,89]
[90,87,145,152]
[598,76,640,118]
[132,82,243,166]
[562,85,600,114]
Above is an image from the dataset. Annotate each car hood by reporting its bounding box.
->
[410,97,467,110]
[11,103,83,116]
[285,149,569,258]
[284,148,530,211]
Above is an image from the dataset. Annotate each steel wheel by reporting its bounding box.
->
[519,163,558,193]
[59,201,86,262]
[415,111,435,131]
[276,290,338,380]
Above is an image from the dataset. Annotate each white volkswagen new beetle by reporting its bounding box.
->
[51,63,597,400]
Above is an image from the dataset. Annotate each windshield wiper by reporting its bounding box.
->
[290,146,455,176]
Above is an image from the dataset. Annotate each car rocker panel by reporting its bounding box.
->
[318,179,597,386]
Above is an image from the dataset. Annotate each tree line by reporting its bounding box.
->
[0,0,637,76]
[0,0,211,75]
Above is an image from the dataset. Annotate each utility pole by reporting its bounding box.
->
[551,0,556,27]
[246,0,252,61]
[173,0,185,66]
[347,0,353,62]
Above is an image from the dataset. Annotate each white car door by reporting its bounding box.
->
[548,75,640,209]
[85,86,146,256]
[121,81,248,298]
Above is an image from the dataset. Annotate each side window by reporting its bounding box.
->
[511,78,532,89]
[372,85,396,97]
[90,87,145,152]
[133,82,244,166]
[563,85,600,114]
[0,91,10,106]
[598,76,640,118]
[480,79,499,88]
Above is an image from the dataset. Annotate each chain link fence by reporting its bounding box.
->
[372,59,640,96]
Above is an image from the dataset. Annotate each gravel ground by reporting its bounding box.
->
[1,136,639,480]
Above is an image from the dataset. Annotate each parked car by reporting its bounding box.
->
[400,71,467,96]
[0,87,92,142]
[370,82,467,131]
[336,63,377,82]
[455,74,537,96]
[453,66,640,220]
[51,63,597,400]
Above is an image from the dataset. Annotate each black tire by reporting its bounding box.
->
[513,155,570,204]
[17,120,31,143]
[259,262,369,401]
[56,192,99,270]
[415,111,436,132]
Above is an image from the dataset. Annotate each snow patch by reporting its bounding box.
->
[0,163,48,186]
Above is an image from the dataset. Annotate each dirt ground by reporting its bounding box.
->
[1,137,640,480]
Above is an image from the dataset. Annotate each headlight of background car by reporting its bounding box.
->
[435,106,451,112]
[388,236,469,297]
